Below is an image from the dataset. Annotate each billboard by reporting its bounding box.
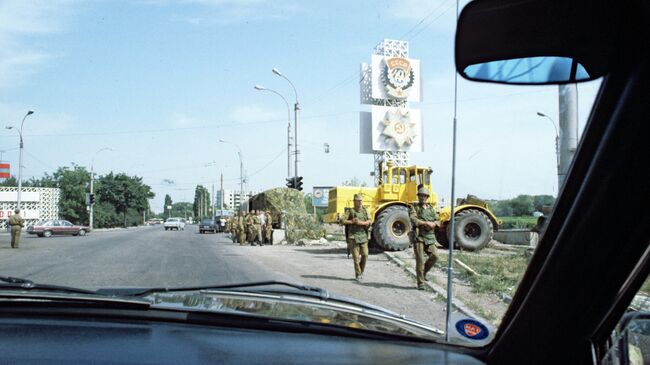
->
[370,106,423,152]
[312,186,333,208]
[0,163,9,179]
[370,55,422,102]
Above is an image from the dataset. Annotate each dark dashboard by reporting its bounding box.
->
[0,315,484,365]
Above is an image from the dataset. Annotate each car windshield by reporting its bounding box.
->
[0,0,602,346]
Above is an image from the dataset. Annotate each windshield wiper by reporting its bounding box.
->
[0,276,96,295]
[97,280,330,300]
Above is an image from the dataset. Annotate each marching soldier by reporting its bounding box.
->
[342,194,371,282]
[409,187,440,290]
[264,211,273,244]
[8,208,25,249]
[237,212,246,245]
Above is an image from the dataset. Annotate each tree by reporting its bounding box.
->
[342,177,367,187]
[95,172,155,227]
[164,195,173,217]
[193,185,211,218]
[533,195,556,211]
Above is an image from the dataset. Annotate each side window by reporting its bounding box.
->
[382,170,388,184]
[392,170,398,184]
[601,275,650,365]
[400,169,407,184]
[424,170,431,185]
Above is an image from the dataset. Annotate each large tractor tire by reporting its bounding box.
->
[451,209,494,251]
[373,205,411,251]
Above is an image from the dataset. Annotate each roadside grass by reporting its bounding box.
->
[498,216,538,229]
[641,276,650,295]
[439,248,531,296]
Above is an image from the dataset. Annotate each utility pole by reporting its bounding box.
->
[220,172,224,215]
[558,84,579,189]
[211,184,215,218]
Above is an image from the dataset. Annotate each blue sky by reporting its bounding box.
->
[0,0,601,212]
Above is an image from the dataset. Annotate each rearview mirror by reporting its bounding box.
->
[455,0,617,85]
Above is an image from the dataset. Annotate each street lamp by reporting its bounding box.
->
[254,84,292,178]
[90,147,112,229]
[272,67,300,183]
[219,139,244,210]
[537,112,560,188]
[5,110,34,210]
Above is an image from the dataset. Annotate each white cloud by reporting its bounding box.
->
[0,0,75,90]
[165,0,300,25]
[228,104,285,124]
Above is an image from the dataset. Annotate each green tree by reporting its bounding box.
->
[341,177,367,187]
[193,185,211,218]
[95,172,155,227]
[164,194,173,217]
[171,202,193,219]
[533,195,556,211]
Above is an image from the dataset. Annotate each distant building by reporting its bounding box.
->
[0,187,61,229]
[215,189,260,210]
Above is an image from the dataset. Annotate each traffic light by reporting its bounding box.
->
[295,176,303,191]
[286,177,295,189]
[89,193,95,205]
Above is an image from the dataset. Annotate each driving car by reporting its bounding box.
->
[163,217,185,231]
[199,218,217,234]
[26,220,90,238]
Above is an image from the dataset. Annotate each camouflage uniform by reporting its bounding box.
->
[237,214,247,245]
[409,196,439,289]
[345,195,370,281]
[264,211,273,244]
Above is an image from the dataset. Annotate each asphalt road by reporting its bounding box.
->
[0,225,291,290]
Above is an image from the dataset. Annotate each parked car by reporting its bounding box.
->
[163,218,185,231]
[27,220,90,238]
[199,218,217,234]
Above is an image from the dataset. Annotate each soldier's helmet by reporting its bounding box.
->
[14,208,20,213]
[417,187,430,196]
[353,193,363,201]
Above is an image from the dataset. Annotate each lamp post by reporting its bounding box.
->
[272,67,300,183]
[219,139,243,210]
[537,112,560,189]
[5,110,34,210]
[254,85,292,178]
[90,147,112,229]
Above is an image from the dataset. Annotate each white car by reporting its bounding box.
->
[163,218,185,231]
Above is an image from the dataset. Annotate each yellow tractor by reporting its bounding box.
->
[322,162,500,251]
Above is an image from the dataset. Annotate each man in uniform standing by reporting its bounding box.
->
[237,212,247,245]
[409,187,440,290]
[264,211,273,244]
[342,194,371,282]
[8,208,25,249]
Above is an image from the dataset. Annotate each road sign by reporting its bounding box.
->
[312,187,333,208]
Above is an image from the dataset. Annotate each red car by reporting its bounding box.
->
[27,220,90,238]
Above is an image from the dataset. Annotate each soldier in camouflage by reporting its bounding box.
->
[409,187,440,290]
[342,194,371,282]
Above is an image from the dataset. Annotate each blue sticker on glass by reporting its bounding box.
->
[455,319,489,340]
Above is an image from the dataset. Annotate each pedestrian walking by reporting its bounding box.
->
[264,211,273,244]
[8,208,25,249]
[342,194,371,282]
[237,212,246,245]
[257,210,266,246]
[409,187,440,290]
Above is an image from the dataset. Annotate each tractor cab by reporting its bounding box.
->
[378,162,437,206]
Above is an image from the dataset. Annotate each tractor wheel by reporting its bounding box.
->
[452,209,494,251]
[373,205,411,251]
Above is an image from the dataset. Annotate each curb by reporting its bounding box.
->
[383,251,490,324]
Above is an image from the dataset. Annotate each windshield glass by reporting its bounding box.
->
[0,0,601,346]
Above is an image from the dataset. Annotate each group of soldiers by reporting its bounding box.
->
[225,210,273,246]
[342,187,439,290]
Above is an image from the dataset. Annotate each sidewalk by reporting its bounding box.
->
[235,240,450,330]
